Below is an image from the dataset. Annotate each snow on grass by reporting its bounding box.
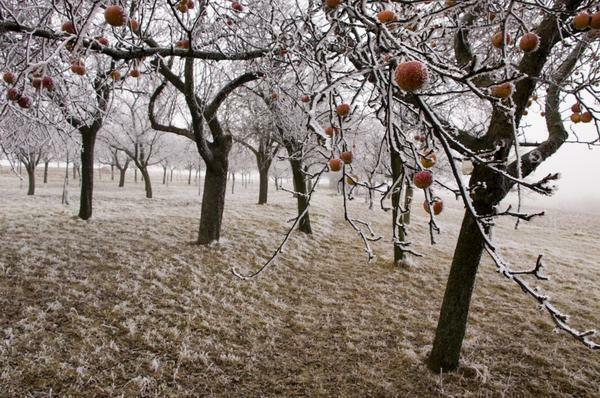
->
[0,169,599,397]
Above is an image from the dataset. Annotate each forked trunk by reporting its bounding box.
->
[79,130,96,220]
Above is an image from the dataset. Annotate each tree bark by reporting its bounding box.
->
[198,165,228,244]
[26,163,35,195]
[43,160,49,184]
[78,130,96,220]
[110,164,115,181]
[390,148,408,265]
[258,166,269,205]
[290,158,312,234]
[162,166,167,184]
[427,211,485,373]
[141,167,153,199]
[118,167,126,188]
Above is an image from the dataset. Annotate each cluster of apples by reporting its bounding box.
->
[3,69,57,109]
[573,11,600,30]
[414,151,443,215]
[329,151,352,172]
[570,102,593,124]
[491,31,540,53]
[176,0,196,13]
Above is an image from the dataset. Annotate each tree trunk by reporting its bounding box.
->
[118,167,126,187]
[162,166,167,184]
[427,211,485,373]
[230,171,235,194]
[391,148,408,265]
[198,166,228,244]
[170,168,174,182]
[290,158,312,234]
[26,164,35,195]
[78,130,96,220]
[258,166,269,205]
[111,164,115,181]
[141,167,152,199]
[134,168,138,183]
[43,160,49,184]
[188,166,192,185]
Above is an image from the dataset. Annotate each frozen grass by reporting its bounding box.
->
[0,169,599,397]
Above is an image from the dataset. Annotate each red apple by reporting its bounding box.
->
[325,0,342,8]
[6,88,20,101]
[62,21,76,34]
[18,95,32,109]
[32,78,42,89]
[413,170,433,189]
[340,151,353,164]
[591,12,600,29]
[519,32,540,53]
[324,126,335,137]
[110,70,121,81]
[105,5,126,27]
[97,36,109,46]
[335,103,350,117]
[329,158,343,172]
[394,61,428,92]
[571,102,581,113]
[300,94,310,103]
[232,2,243,12]
[42,76,54,90]
[491,31,510,48]
[573,12,591,30]
[377,10,396,24]
[130,69,141,78]
[423,198,443,215]
[129,19,140,32]
[3,72,16,84]
[70,60,86,76]
[581,112,593,123]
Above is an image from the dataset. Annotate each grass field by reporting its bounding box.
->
[0,168,599,397]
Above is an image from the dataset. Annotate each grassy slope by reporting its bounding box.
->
[0,170,599,397]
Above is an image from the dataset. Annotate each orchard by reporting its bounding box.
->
[0,0,599,396]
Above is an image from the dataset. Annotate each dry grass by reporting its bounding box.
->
[0,169,599,397]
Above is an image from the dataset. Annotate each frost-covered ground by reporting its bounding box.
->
[0,169,599,397]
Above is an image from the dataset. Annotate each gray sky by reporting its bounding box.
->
[521,112,600,213]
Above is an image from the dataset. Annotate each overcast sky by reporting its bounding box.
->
[518,111,600,213]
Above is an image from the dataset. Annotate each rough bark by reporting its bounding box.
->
[290,158,312,234]
[258,165,270,205]
[79,130,96,220]
[43,160,49,184]
[26,164,35,195]
[198,165,228,244]
[140,167,153,199]
[427,210,486,372]
[118,168,127,188]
